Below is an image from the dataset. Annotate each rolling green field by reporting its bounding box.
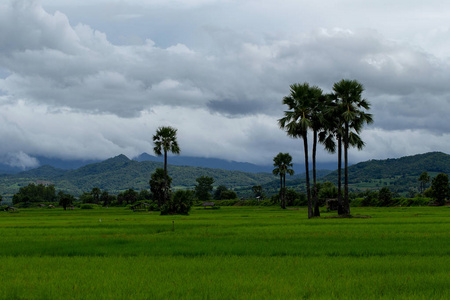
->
[0,206,449,299]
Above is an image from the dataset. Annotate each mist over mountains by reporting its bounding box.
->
[0,152,337,175]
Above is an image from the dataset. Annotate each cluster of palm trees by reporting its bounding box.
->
[279,79,373,218]
[272,152,295,209]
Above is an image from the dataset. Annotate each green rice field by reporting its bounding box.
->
[0,206,449,299]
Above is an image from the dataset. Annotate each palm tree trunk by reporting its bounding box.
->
[164,149,168,206]
[282,173,286,209]
[344,123,350,215]
[313,130,320,217]
[337,135,344,215]
[279,174,284,209]
[303,135,312,218]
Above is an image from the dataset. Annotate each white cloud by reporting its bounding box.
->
[4,151,39,169]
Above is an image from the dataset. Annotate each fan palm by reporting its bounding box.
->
[279,83,321,218]
[153,126,181,206]
[273,152,294,209]
[333,79,373,214]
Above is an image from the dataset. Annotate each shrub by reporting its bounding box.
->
[161,190,194,215]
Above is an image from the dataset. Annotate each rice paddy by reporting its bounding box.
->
[0,206,449,299]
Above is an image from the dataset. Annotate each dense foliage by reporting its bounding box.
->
[0,155,276,199]
[12,184,56,204]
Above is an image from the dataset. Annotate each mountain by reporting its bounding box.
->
[134,152,336,173]
[134,153,275,173]
[320,151,450,194]
[2,151,449,201]
[0,155,277,198]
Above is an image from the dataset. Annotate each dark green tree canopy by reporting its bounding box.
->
[57,191,74,210]
[150,168,173,207]
[195,176,215,201]
[214,185,228,200]
[12,183,56,204]
[431,173,449,205]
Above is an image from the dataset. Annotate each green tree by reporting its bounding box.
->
[195,176,215,201]
[279,83,318,217]
[121,188,138,204]
[12,183,56,204]
[285,189,299,206]
[100,191,111,207]
[57,191,74,211]
[378,187,392,206]
[418,172,430,194]
[214,185,228,200]
[161,190,194,215]
[317,181,338,207]
[138,189,152,202]
[91,187,101,204]
[150,168,172,208]
[430,173,449,205]
[272,152,294,209]
[79,192,94,204]
[310,92,332,217]
[153,126,181,207]
[220,190,237,200]
[333,79,373,215]
[252,185,264,200]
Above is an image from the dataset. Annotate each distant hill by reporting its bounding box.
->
[134,152,336,173]
[0,154,277,198]
[0,152,335,175]
[134,153,273,173]
[2,151,449,200]
[321,151,450,194]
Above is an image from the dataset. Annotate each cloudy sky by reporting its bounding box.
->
[1,0,450,169]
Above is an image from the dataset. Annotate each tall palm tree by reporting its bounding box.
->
[273,152,294,209]
[279,83,321,218]
[310,93,332,217]
[153,126,181,206]
[332,79,373,214]
[320,101,366,215]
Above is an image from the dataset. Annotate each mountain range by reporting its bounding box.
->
[1,151,449,201]
[0,152,337,175]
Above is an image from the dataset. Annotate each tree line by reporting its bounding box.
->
[6,80,450,214]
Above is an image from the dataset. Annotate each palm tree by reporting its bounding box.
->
[332,79,373,214]
[153,126,181,206]
[273,152,294,209]
[418,172,430,195]
[279,83,322,218]
[310,93,332,217]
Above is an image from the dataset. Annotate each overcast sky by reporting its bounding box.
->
[1,0,450,169]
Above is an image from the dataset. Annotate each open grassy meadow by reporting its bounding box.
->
[0,206,449,299]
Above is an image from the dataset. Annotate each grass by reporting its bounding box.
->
[0,206,449,299]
